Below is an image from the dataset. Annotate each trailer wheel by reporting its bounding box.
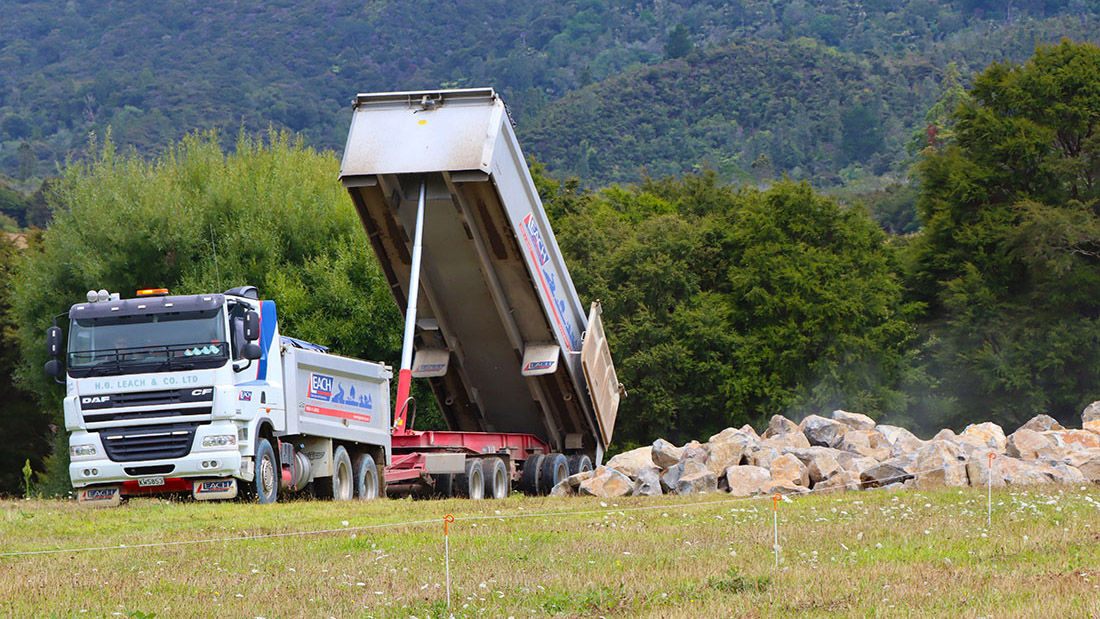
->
[481,457,510,499]
[539,453,569,495]
[317,446,354,501]
[567,454,593,476]
[519,454,544,495]
[251,438,278,504]
[455,459,484,499]
[353,452,380,500]
[431,473,454,498]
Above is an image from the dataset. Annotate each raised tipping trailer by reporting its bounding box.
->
[340,88,623,497]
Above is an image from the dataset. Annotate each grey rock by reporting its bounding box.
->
[813,470,862,493]
[799,415,850,448]
[807,452,842,485]
[1082,401,1100,424]
[633,464,663,496]
[675,460,718,495]
[679,440,709,465]
[650,438,683,469]
[860,463,913,488]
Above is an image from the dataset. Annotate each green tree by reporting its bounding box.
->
[665,24,693,59]
[908,40,1100,430]
[12,132,432,492]
[546,172,915,446]
[0,233,50,495]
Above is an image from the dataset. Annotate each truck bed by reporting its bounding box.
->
[339,88,619,459]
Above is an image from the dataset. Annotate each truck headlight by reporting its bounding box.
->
[201,435,237,448]
[70,444,97,458]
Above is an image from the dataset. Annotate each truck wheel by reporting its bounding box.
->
[481,457,510,499]
[567,454,593,475]
[518,454,544,495]
[353,452,380,500]
[539,453,569,495]
[455,459,484,499]
[251,438,278,504]
[431,473,454,498]
[318,446,354,501]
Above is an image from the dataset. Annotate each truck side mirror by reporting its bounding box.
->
[45,359,63,378]
[46,326,62,357]
[243,310,260,342]
[243,342,262,360]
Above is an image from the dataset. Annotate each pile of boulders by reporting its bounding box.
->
[552,403,1100,498]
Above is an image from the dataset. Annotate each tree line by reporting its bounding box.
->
[3,40,1100,493]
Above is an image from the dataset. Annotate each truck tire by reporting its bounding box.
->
[251,438,278,504]
[455,459,484,499]
[539,453,569,495]
[481,457,510,499]
[353,452,380,500]
[567,454,593,476]
[316,446,354,501]
[519,454,544,495]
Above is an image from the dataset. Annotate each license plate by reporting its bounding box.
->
[138,476,165,487]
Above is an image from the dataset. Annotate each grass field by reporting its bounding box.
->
[1,485,1099,618]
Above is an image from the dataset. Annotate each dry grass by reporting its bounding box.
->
[1,485,1099,618]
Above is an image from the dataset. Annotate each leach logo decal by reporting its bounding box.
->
[81,488,117,501]
[239,391,252,402]
[524,360,555,372]
[520,214,581,350]
[308,373,333,402]
[197,480,234,494]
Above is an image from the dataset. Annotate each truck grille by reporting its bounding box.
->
[84,406,212,424]
[101,423,202,462]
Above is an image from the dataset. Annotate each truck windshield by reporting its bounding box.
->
[67,309,229,377]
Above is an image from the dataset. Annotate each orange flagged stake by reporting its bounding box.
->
[443,514,455,612]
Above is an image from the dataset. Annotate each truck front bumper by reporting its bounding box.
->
[69,447,243,489]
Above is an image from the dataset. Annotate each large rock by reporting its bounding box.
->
[831,410,876,431]
[1066,450,1100,482]
[725,465,772,496]
[876,425,926,456]
[550,470,596,496]
[958,422,1007,453]
[679,440,709,465]
[761,431,811,451]
[807,452,842,485]
[799,415,849,448]
[1006,429,1062,461]
[1017,414,1065,433]
[675,460,718,495]
[965,455,1007,488]
[860,463,913,488]
[835,453,880,476]
[762,415,799,438]
[749,446,781,469]
[633,465,664,496]
[705,428,756,475]
[769,453,809,487]
[1082,401,1100,425]
[660,463,684,493]
[650,439,683,469]
[739,424,760,438]
[578,466,633,498]
[1044,429,1100,452]
[1049,463,1088,484]
[1086,419,1100,435]
[605,446,653,478]
[837,430,891,461]
[912,441,968,488]
[932,428,957,443]
[996,457,1061,486]
[813,470,862,493]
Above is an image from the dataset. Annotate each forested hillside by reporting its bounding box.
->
[2,0,1099,188]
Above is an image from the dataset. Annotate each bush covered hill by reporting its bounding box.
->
[2,0,1100,189]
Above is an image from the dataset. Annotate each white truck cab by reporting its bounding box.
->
[47,286,390,506]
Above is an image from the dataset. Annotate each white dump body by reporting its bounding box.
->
[339,88,620,458]
[281,344,393,462]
